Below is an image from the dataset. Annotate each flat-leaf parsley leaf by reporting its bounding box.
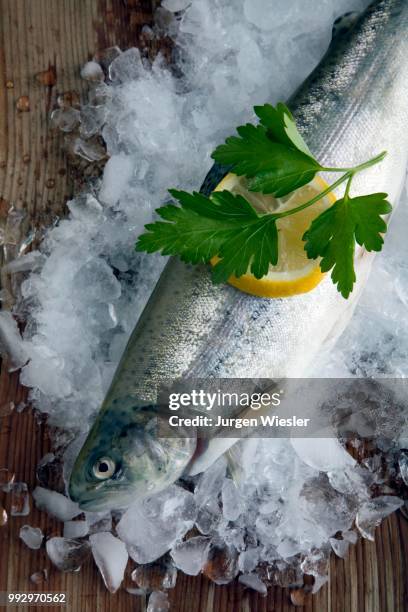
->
[303,192,391,297]
[212,122,321,197]
[136,189,278,284]
[254,102,312,157]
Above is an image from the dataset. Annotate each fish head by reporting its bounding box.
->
[68,399,196,511]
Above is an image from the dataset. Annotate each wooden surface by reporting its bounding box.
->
[0,1,406,611]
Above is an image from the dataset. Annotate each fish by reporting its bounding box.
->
[69,0,408,511]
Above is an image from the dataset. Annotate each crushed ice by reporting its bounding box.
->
[19,525,44,550]
[0,0,406,599]
[32,487,81,522]
[116,485,196,564]
[90,532,128,593]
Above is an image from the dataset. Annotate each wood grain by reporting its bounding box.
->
[0,1,406,611]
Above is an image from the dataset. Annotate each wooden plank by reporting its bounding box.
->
[0,1,406,611]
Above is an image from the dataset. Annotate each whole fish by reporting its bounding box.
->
[69,0,408,511]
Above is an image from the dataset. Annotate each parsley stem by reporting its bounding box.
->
[272,150,387,220]
[344,174,353,200]
[271,172,349,220]
[321,150,387,174]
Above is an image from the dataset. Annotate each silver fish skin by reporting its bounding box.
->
[69,0,408,511]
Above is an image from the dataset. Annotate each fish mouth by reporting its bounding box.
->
[68,482,110,512]
[70,482,135,512]
[74,492,125,512]
[77,497,111,512]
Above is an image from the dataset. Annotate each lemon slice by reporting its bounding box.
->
[212,173,336,298]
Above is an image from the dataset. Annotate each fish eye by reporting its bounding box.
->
[93,457,116,480]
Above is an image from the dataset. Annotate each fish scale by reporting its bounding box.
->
[69,0,408,511]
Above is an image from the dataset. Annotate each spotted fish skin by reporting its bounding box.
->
[69,0,408,511]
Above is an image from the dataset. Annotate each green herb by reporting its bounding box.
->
[136,102,390,298]
[303,187,392,298]
[254,102,312,156]
[212,123,321,197]
[212,103,323,197]
[137,189,278,284]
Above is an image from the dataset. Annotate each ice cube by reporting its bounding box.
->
[221,479,243,522]
[356,496,403,540]
[51,107,80,132]
[117,485,196,564]
[93,47,121,73]
[329,537,350,558]
[80,105,107,138]
[109,48,143,83]
[30,569,48,585]
[0,311,28,370]
[147,591,170,612]
[238,547,260,573]
[127,587,146,596]
[328,466,372,501]
[343,530,358,544]
[32,487,81,521]
[3,252,44,274]
[131,556,177,590]
[72,258,121,303]
[80,61,104,82]
[238,573,267,595]
[154,7,178,36]
[63,520,89,539]
[10,482,30,516]
[170,536,210,575]
[398,452,408,485]
[36,454,65,493]
[67,194,103,222]
[72,137,106,162]
[202,539,238,585]
[195,503,221,535]
[85,511,112,535]
[300,550,330,594]
[269,566,304,589]
[99,154,134,206]
[46,537,90,571]
[90,532,128,593]
[291,438,356,472]
[19,525,44,550]
[301,474,357,535]
[196,457,227,501]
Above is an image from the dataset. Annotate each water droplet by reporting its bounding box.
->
[16,96,30,112]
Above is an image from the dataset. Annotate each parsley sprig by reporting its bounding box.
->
[136,103,390,298]
[138,189,279,283]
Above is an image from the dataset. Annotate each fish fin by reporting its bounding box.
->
[185,437,240,476]
[331,11,360,40]
[185,379,286,476]
[184,381,282,476]
[225,443,245,484]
